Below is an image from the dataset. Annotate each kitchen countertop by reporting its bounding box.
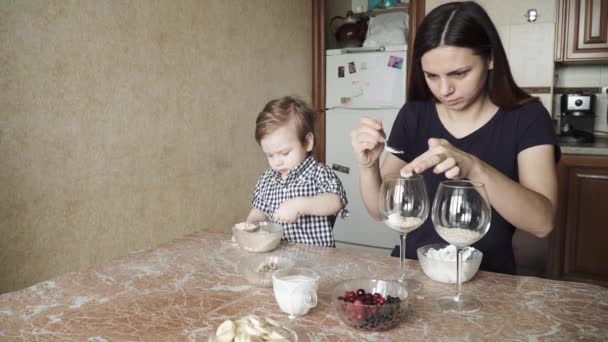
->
[1,231,607,341]
[559,136,608,155]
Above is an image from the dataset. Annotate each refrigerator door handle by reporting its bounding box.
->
[344,46,386,53]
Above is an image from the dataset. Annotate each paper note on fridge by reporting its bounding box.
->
[366,61,400,104]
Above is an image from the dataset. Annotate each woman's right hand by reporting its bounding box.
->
[350,117,386,168]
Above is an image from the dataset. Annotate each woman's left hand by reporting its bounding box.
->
[400,138,479,179]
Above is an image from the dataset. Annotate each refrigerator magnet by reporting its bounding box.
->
[388,56,404,69]
[340,97,352,104]
[348,62,356,74]
[338,66,345,78]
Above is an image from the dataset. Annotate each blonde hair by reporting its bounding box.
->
[255,96,316,147]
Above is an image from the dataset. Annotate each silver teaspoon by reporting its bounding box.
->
[385,142,404,154]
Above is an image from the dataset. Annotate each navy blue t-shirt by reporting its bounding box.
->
[387,100,560,274]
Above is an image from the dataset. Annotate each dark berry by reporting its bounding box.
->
[356,289,366,297]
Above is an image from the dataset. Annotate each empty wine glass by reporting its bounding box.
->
[379,174,429,291]
[432,180,491,313]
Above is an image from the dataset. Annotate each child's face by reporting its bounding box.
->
[260,121,313,178]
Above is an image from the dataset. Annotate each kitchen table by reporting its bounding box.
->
[1,231,607,341]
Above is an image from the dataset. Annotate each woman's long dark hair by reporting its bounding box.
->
[408,1,535,110]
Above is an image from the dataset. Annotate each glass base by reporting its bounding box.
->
[397,277,422,291]
[438,294,481,313]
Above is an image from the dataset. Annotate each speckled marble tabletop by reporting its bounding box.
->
[1,231,607,341]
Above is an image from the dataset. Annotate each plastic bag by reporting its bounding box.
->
[362,12,408,48]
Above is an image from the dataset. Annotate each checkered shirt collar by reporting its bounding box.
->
[272,154,315,183]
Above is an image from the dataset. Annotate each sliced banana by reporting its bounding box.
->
[216,320,236,337]
[216,334,235,342]
[264,317,282,328]
[246,315,263,326]
[243,324,264,337]
[213,316,292,342]
[267,327,291,340]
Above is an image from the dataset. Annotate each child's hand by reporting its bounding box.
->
[274,198,301,223]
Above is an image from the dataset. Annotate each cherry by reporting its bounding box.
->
[356,289,366,297]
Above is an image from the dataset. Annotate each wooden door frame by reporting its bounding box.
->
[311,0,425,162]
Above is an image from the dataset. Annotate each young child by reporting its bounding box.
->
[246,96,348,247]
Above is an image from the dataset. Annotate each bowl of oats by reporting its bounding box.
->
[232,221,284,253]
[239,254,296,287]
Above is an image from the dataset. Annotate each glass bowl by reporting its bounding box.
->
[238,254,296,287]
[232,221,283,253]
[416,243,483,284]
[332,278,408,331]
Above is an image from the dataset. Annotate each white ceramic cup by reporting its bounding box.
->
[272,267,320,319]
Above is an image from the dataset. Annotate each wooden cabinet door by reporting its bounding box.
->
[549,154,608,287]
[555,0,608,63]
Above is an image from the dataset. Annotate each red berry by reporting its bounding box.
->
[356,289,366,297]
[377,297,385,305]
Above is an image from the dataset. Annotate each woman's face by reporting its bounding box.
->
[420,46,491,111]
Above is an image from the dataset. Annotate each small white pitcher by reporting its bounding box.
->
[272,267,320,319]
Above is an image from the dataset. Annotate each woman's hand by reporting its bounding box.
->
[351,118,386,168]
[401,138,480,179]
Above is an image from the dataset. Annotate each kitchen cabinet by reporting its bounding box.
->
[555,0,608,63]
[548,154,608,287]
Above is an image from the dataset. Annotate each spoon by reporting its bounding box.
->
[385,142,404,154]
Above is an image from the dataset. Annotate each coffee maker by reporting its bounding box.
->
[558,93,596,143]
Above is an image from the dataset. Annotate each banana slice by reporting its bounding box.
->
[264,317,282,328]
[243,323,263,337]
[246,315,263,327]
[216,320,235,337]
[215,334,235,342]
[267,327,291,341]
[213,316,293,342]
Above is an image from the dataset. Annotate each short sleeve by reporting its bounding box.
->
[515,102,561,161]
[317,166,348,205]
[251,173,272,214]
[316,166,349,218]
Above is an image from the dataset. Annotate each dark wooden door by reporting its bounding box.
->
[548,154,608,287]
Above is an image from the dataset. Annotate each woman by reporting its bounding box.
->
[350,1,560,274]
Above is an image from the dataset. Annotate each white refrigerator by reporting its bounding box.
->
[325,45,408,254]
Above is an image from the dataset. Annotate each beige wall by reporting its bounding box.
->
[0,1,312,293]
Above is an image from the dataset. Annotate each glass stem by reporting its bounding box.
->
[400,233,407,280]
[456,248,463,301]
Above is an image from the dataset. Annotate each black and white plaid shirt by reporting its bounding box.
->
[252,154,348,247]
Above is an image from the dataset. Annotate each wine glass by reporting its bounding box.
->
[379,174,429,291]
[431,180,491,313]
